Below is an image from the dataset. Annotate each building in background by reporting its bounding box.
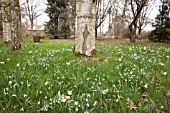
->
[27,25,46,37]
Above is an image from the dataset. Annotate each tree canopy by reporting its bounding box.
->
[45,0,70,38]
[151,0,170,41]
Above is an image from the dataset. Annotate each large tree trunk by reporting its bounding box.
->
[11,0,21,50]
[129,29,136,42]
[129,24,137,43]
[74,0,96,57]
[1,0,21,49]
[1,0,12,43]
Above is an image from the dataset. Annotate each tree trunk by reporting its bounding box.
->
[128,0,148,43]
[74,0,96,57]
[129,25,136,43]
[31,20,33,31]
[120,0,128,38]
[1,0,21,49]
[11,0,21,50]
[130,30,136,42]
[1,0,12,43]
[138,28,142,39]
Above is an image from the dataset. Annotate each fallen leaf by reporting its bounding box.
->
[127,99,137,111]
[156,109,161,113]
[167,90,170,97]
[104,98,112,103]
[141,94,148,101]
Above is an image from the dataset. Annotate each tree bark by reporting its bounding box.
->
[1,0,12,42]
[74,0,96,57]
[128,0,148,42]
[1,0,21,49]
[11,0,21,50]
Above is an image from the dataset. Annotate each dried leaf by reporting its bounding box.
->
[141,94,148,101]
[104,98,112,103]
[167,90,170,97]
[156,109,161,113]
[127,99,137,111]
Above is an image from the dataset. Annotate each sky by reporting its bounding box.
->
[36,0,161,31]
[35,0,50,25]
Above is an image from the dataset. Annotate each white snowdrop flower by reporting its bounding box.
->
[28,51,32,54]
[23,94,27,97]
[13,84,17,87]
[86,103,89,107]
[76,107,78,111]
[87,93,91,97]
[74,85,77,88]
[12,94,16,97]
[84,111,89,113]
[0,62,5,64]
[102,89,109,94]
[130,71,133,75]
[93,101,97,106]
[20,107,24,111]
[17,63,20,67]
[39,91,42,94]
[50,98,52,102]
[85,99,89,102]
[74,101,78,106]
[44,107,48,111]
[45,96,47,99]
[160,62,165,66]
[68,90,72,96]
[38,101,40,105]
[5,88,9,91]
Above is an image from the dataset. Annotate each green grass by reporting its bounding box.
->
[0,39,170,113]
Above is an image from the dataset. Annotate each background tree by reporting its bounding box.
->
[21,0,44,31]
[151,0,170,41]
[137,0,156,39]
[45,0,70,39]
[128,0,148,42]
[96,0,113,37]
[74,0,96,57]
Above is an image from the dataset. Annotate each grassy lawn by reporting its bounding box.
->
[0,39,170,112]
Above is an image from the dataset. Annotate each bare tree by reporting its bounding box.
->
[137,0,156,39]
[96,0,113,37]
[21,0,44,31]
[128,0,148,42]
